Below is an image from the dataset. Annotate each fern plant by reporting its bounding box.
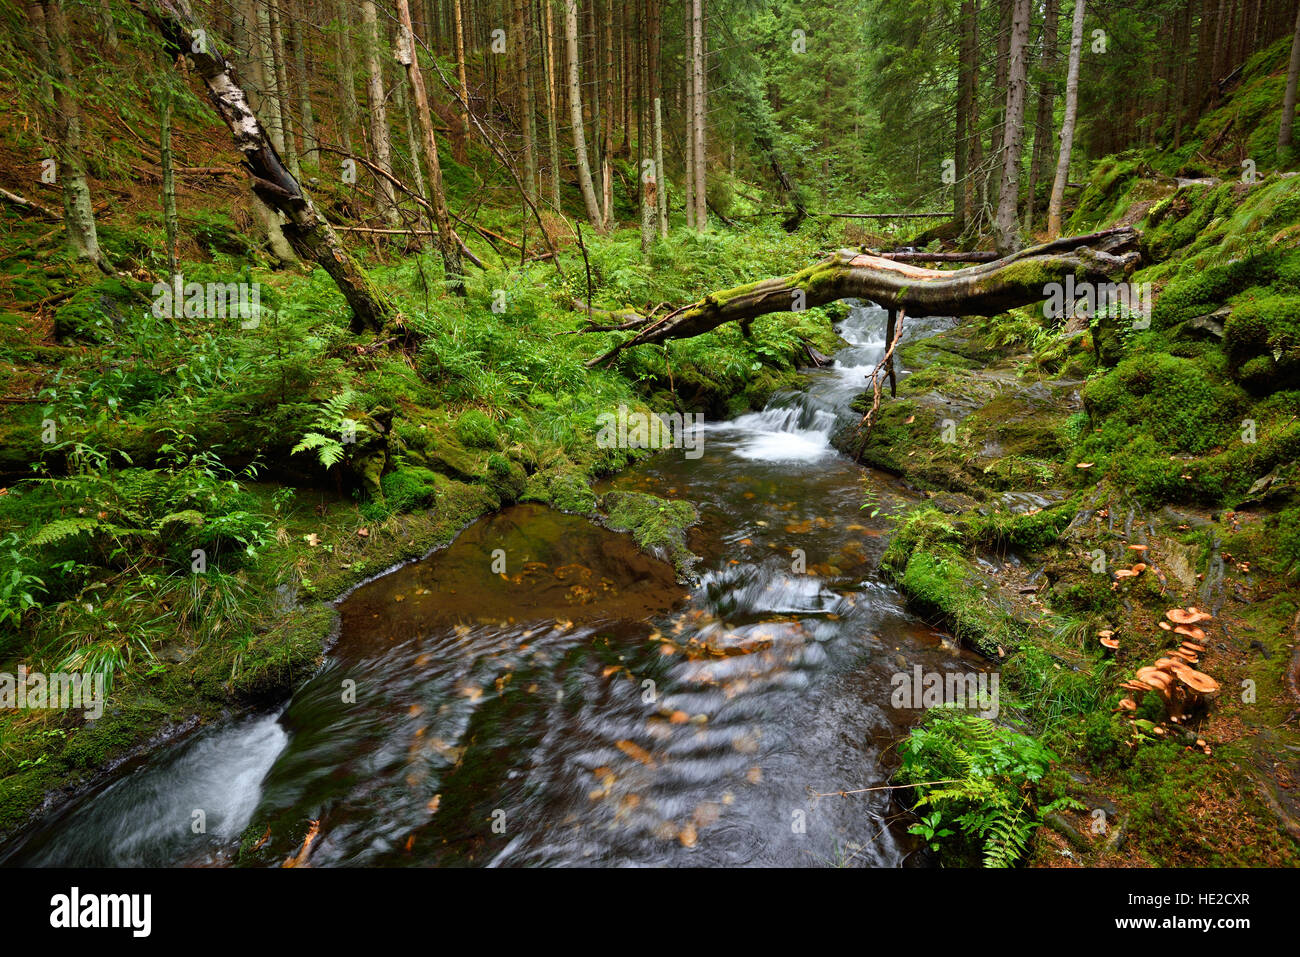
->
[899,710,1081,867]
[291,389,370,470]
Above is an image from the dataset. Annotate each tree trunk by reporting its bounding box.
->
[1026,0,1058,227]
[142,0,394,332]
[543,0,562,209]
[600,0,615,227]
[955,0,977,231]
[159,69,179,276]
[1047,0,1085,239]
[691,0,707,229]
[290,0,318,162]
[254,0,285,155]
[361,0,399,226]
[994,0,1032,254]
[269,0,299,179]
[563,0,604,230]
[335,0,358,156]
[513,0,537,200]
[41,0,101,264]
[684,56,695,228]
[395,0,466,295]
[1279,1,1300,152]
[451,0,470,163]
[589,227,1141,367]
[25,1,52,140]
[654,96,667,237]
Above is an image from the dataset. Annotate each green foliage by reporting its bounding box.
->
[899,711,1080,867]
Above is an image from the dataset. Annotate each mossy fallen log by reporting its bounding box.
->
[587,227,1140,367]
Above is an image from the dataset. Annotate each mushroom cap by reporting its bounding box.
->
[1158,620,1172,631]
[1152,657,1184,671]
[1173,625,1206,642]
[1128,544,1149,552]
[1098,629,1115,638]
[1170,664,1220,695]
[1179,640,1206,654]
[1172,649,1200,664]
[1117,698,1138,711]
[1100,635,1120,649]
[1114,569,1138,579]
[1132,563,1148,573]
[1167,607,1212,625]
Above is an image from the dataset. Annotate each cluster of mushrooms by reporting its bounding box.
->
[1106,607,1221,753]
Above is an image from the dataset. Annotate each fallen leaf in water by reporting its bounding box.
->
[459,685,483,702]
[616,739,655,766]
[282,819,321,868]
[252,825,271,851]
[427,794,442,814]
[394,594,405,602]
[678,824,697,847]
[747,766,764,784]
[669,710,689,724]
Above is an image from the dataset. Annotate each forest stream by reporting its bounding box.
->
[3,303,999,867]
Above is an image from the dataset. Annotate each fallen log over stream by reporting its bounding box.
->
[586,227,1140,368]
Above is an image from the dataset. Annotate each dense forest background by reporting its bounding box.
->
[2,0,1300,868]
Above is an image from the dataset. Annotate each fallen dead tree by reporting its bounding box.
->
[586,227,1140,368]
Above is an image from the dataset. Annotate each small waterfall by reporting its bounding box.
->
[713,302,889,462]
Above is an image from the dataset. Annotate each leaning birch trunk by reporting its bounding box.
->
[563,0,604,231]
[587,227,1141,367]
[1048,0,1086,239]
[395,0,466,296]
[42,0,101,264]
[452,0,471,162]
[141,0,394,332]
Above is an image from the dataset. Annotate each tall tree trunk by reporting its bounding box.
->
[254,0,285,156]
[290,0,318,163]
[395,0,466,294]
[513,0,537,200]
[1279,1,1300,152]
[41,0,101,264]
[269,0,300,179]
[543,0,562,209]
[1048,0,1085,239]
[361,0,399,226]
[654,96,667,237]
[158,63,179,276]
[335,0,358,156]
[452,0,470,162]
[25,1,52,138]
[684,66,695,228]
[994,0,1032,254]
[955,0,977,231]
[143,0,393,331]
[1026,0,1058,227]
[691,0,707,229]
[600,0,615,226]
[563,0,604,230]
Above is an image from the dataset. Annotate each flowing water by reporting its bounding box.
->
[3,302,991,868]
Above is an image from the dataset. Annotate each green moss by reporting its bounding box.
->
[598,490,699,580]
[453,409,500,450]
